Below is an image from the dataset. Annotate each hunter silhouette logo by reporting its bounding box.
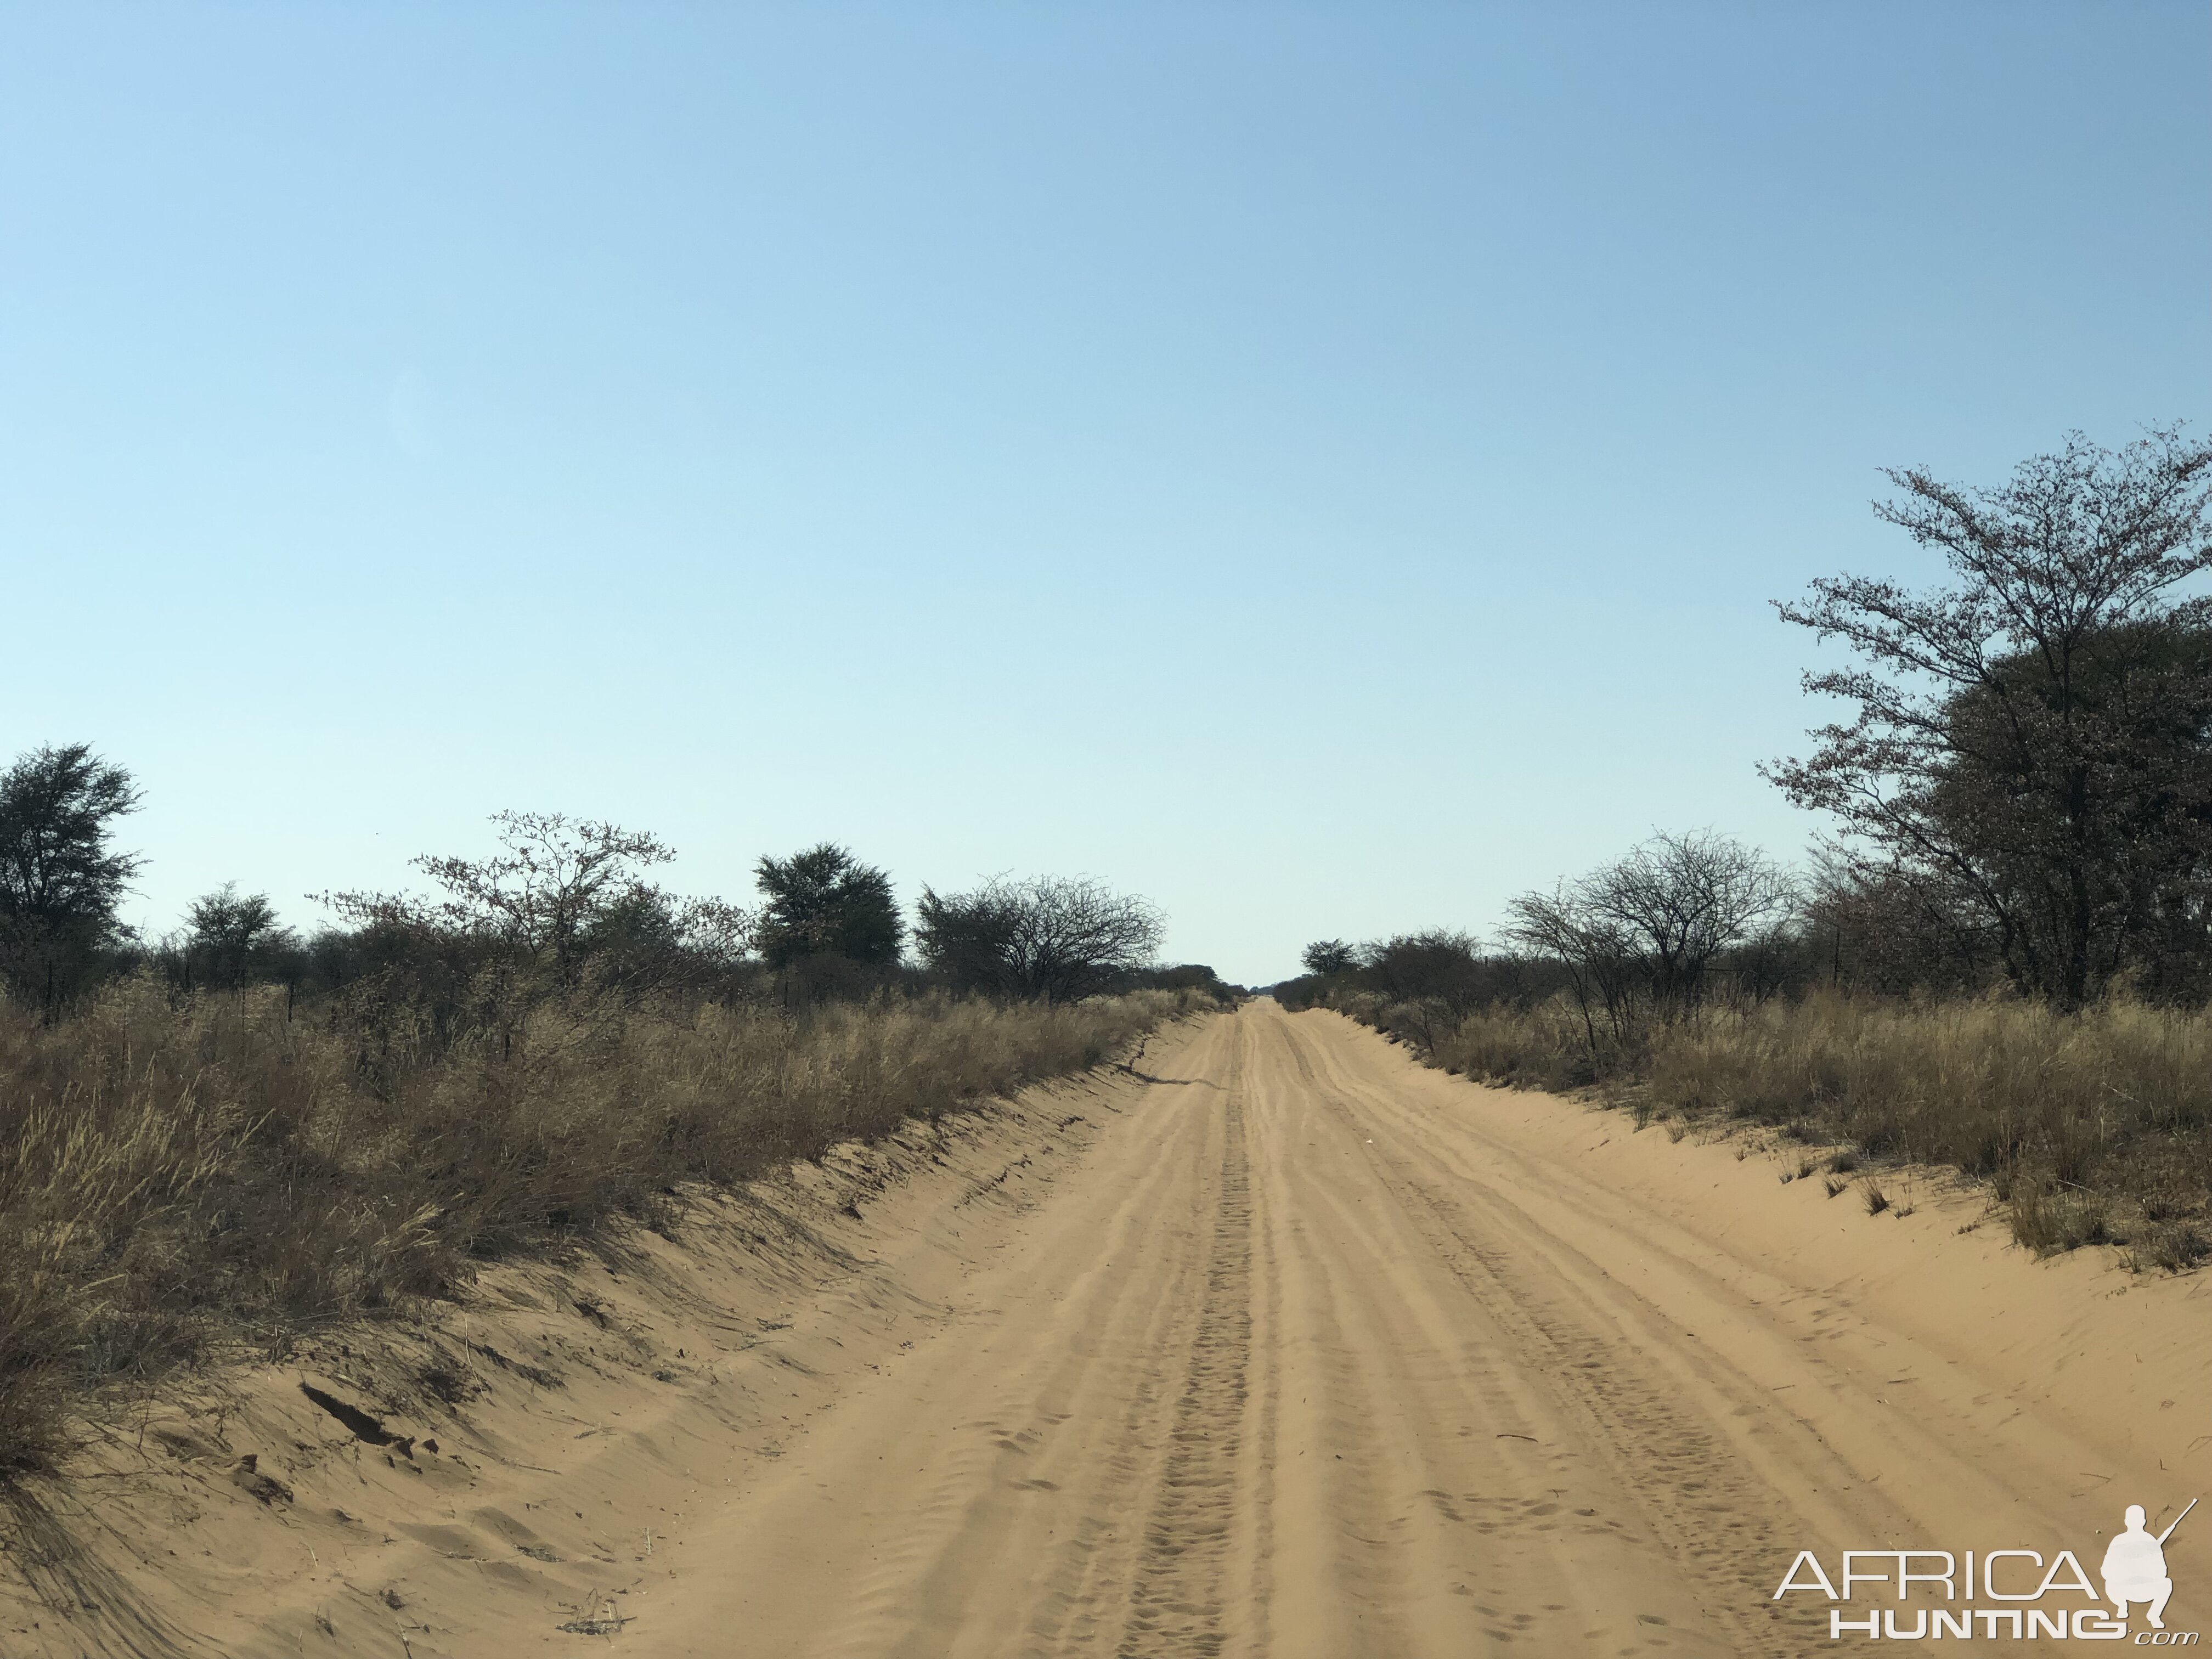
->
[1774,1498,2198,1643]
[2107,1500,2192,1631]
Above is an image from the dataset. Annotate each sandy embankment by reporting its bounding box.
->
[4,1001,2207,1658]
[0,1062,1141,1658]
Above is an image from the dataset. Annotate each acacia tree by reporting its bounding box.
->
[915,875,1163,1002]
[409,812,680,988]
[1358,930,1487,1014]
[1502,881,1636,1052]
[754,844,902,968]
[0,743,143,1007]
[1504,832,1793,1048]
[1801,853,1993,995]
[180,883,297,991]
[325,811,749,1006]
[1579,832,1796,1014]
[1300,939,1357,975]
[1767,427,2212,1005]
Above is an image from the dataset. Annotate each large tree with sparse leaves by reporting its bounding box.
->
[1768,427,2212,1003]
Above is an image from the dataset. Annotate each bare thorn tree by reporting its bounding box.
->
[1505,832,1795,1049]
[915,875,1164,1003]
[1502,882,1635,1053]
[1579,832,1797,1016]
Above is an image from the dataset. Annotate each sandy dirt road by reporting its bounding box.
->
[635,1001,2206,1657]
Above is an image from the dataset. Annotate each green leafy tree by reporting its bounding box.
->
[182,883,297,990]
[754,844,902,968]
[1300,939,1356,975]
[1769,427,2212,1003]
[0,743,143,1006]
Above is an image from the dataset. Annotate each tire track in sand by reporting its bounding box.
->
[1274,1013,1804,1652]
[1113,1029,1253,1659]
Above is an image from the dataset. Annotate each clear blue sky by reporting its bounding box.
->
[4,3,2205,984]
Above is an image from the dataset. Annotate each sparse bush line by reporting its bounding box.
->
[1306,987,2210,1271]
[0,979,1210,1480]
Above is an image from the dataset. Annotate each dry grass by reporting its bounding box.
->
[1335,987,2211,1268]
[0,977,1197,1477]
[1644,994,2212,1234]
[1421,995,1617,1093]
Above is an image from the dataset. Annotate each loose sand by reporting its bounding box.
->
[4,1000,2205,1656]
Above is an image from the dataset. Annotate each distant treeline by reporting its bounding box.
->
[0,760,1236,1021]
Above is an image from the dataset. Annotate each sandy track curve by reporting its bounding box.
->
[637,1001,2205,1657]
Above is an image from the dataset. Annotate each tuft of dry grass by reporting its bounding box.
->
[2007,1185,2113,1256]
[2124,1223,2210,1273]
[0,977,1198,1477]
